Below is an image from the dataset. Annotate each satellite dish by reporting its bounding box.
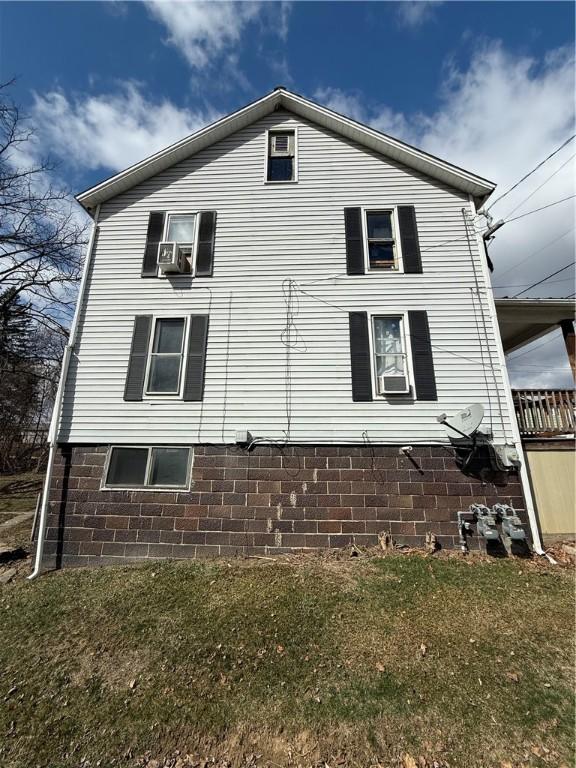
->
[438,404,484,440]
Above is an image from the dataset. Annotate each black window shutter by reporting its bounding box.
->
[183,315,209,401]
[408,311,437,400]
[344,208,365,275]
[141,212,165,277]
[398,206,422,274]
[349,312,373,402]
[195,211,217,277]
[124,315,152,401]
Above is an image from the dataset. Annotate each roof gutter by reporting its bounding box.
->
[29,205,100,580]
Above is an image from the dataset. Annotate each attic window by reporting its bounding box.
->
[267,130,296,182]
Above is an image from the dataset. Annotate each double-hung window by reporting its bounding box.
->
[105,446,191,489]
[266,130,296,182]
[372,315,410,395]
[364,210,400,271]
[146,317,187,395]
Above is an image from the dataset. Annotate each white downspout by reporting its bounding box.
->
[29,205,100,579]
[468,196,551,559]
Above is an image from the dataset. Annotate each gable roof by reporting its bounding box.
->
[77,87,496,213]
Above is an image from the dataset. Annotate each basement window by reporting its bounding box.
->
[266,130,296,182]
[104,446,191,489]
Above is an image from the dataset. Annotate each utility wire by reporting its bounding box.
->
[492,276,573,290]
[506,334,560,361]
[513,262,575,297]
[506,195,576,224]
[294,284,502,371]
[508,365,570,370]
[485,134,576,212]
[494,227,574,282]
[503,151,576,219]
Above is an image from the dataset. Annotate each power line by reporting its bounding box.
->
[506,195,576,224]
[506,334,560,361]
[513,261,575,297]
[494,227,574,282]
[509,366,570,370]
[294,283,504,371]
[503,151,576,220]
[463,208,505,434]
[492,276,573,290]
[485,134,576,212]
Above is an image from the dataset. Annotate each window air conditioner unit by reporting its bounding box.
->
[270,133,293,157]
[377,374,409,395]
[157,242,186,274]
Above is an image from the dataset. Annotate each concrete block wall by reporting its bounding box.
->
[42,444,526,569]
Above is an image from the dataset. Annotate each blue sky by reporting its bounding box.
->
[1,1,575,385]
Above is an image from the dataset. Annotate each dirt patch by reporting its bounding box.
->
[70,646,152,692]
[131,724,453,768]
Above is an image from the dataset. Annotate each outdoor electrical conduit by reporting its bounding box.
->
[28,205,100,580]
[467,197,557,566]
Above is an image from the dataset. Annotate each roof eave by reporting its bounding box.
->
[280,91,495,203]
[76,89,283,211]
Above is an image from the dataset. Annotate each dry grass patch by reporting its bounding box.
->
[0,472,42,517]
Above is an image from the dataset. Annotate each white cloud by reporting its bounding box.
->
[145,1,290,72]
[31,82,219,173]
[314,87,411,137]
[397,1,443,28]
[315,42,576,386]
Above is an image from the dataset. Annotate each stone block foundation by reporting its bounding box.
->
[41,444,527,569]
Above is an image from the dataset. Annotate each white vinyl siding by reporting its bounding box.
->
[58,110,513,445]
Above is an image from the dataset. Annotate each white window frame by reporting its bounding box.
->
[362,207,404,273]
[159,211,200,277]
[367,311,414,397]
[263,127,299,184]
[143,315,190,399]
[101,445,194,491]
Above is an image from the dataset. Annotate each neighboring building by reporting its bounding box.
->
[36,88,537,570]
[496,299,575,543]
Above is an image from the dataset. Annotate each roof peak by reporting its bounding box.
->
[77,88,495,212]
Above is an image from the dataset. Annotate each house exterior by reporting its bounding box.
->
[35,88,533,571]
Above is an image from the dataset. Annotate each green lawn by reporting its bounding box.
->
[0,554,573,768]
